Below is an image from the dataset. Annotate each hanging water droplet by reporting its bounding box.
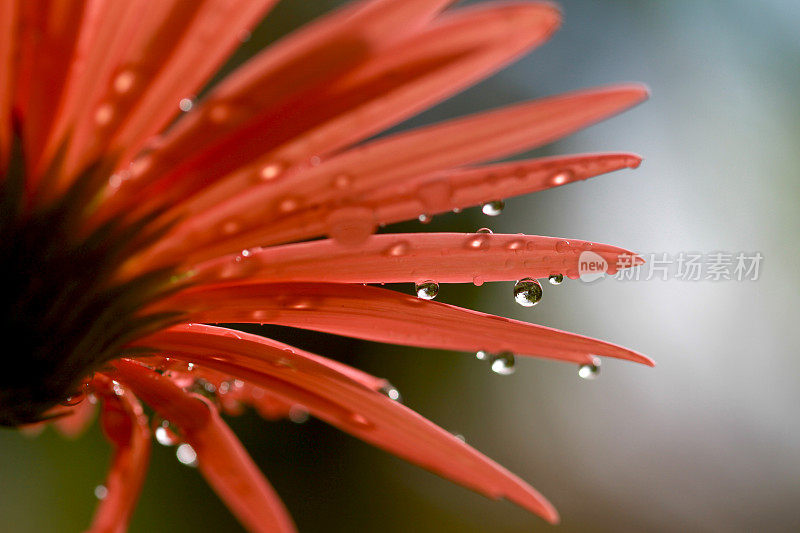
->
[94,485,108,500]
[415,280,439,300]
[452,207,462,214]
[379,383,402,402]
[288,405,310,424]
[176,443,198,467]
[481,200,505,216]
[514,278,543,307]
[178,98,194,112]
[578,358,601,380]
[418,213,432,224]
[152,417,180,446]
[476,350,490,361]
[60,392,85,406]
[490,352,516,375]
[549,274,564,285]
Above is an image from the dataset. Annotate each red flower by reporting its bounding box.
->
[0,1,651,530]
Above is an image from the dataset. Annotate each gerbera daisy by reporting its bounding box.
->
[0,0,652,531]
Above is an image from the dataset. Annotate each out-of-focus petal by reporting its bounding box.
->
[135,85,648,267]
[52,398,97,439]
[14,0,86,182]
[110,359,297,533]
[49,0,278,196]
[87,375,150,533]
[106,2,561,222]
[191,232,641,285]
[155,284,653,366]
[134,325,560,523]
[0,0,15,172]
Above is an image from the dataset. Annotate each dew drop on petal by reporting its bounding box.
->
[476,350,489,361]
[113,70,135,94]
[514,278,543,307]
[176,443,198,467]
[94,104,113,125]
[153,418,180,446]
[490,352,516,375]
[550,169,574,186]
[384,240,410,257]
[466,228,492,250]
[578,358,601,380]
[259,163,284,181]
[418,213,432,224]
[481,200,505,216]
[477,227,493,234]
[415,280,439,300]
[178,98,194,112]
[94,485,108,500]
[555,240,571,253]
[453,433,466,443]
[288,405,310,424]
[549,274,564,285]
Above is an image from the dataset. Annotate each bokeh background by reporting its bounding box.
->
[1,0,799,531]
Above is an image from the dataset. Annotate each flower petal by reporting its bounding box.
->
[136,85,648,267]
[52,398,97,439]
[108,2,561,223]
[55,0,278,191]
[14,0,86,180]
[135,325,560,523]
[111,359,297,533]
[156,283,653,366]
[99,0,456,223]
[191,232,641,285]
[0,0,16,171]
[87,375,151,533]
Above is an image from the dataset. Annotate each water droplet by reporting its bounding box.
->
[476,350,490,361]
[415,280,439,300]
[472,275,485,286]
[418,213,432,224]
[490,352,516,375]
[506,239,524,250]
[578,358,601,380]
[452,207,462,214]
[514,278,543,307]
[94,103,113,125]
[152,418,180,446]
[288,405,310,424]
[176,443,198,467]
[466,229,492,250]
[222,219,240,235]
[379,383,402,402]
[94,485,108,500]
[259,163,284,181]
[60,392,85,406]
[349,413,372,429]
[332,173,352,190]
[550,170,574,186]
[326,207,375,245]
[113,70,135,94]
[384,241,410,257]
[178,98,194,112]
[453,433,466,443]
[481,200,505,216]
[549,274,564,285]
[278,196,300,213]
[111,380,124,396]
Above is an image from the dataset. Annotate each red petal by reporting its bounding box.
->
[109,2,560,223]
[135,325,560,523]
[0,0,15,171]
[87,375,151,533]
[136,85,648,267]
[155,283,653,366]
[110,359,297,533]
[100,0,455,223]
[55,0,277,193]
[52,398,97,439]
[191,232,641,284]
[14,0,86,182]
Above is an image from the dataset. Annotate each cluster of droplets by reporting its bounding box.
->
[151,415,198,467]
[476,350,516,375]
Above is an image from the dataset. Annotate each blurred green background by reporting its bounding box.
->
[2,0,799,531]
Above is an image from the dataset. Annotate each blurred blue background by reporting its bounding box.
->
[1,0,799,531]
